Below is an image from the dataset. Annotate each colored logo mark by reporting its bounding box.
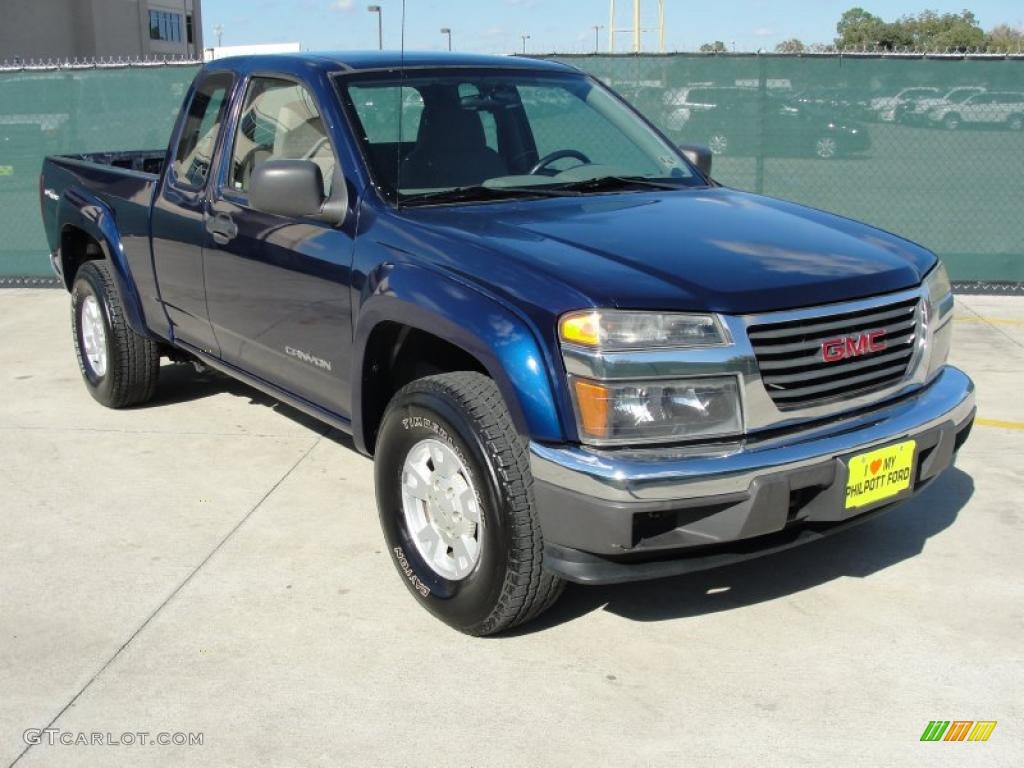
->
[920,721,997,742]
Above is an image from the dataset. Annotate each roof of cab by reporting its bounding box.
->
[204,50,576,76]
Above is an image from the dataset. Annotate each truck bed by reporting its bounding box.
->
[52,150,167,177]
[41,151,170,337]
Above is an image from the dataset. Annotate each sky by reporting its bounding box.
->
[200,0,1024,55]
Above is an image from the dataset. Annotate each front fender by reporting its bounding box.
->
[57,188,151,338]
[352,262,565,454]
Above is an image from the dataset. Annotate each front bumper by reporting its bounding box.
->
[530,366,975,584]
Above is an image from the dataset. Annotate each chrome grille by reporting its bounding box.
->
[748,297,920,408]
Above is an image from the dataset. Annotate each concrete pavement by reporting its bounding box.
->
[1,289,1021,767]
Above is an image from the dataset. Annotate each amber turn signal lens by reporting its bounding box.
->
[572,378,610,439]
[559,311,601,347]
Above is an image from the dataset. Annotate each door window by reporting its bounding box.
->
[227,77,336,196]
[172,73,231,189]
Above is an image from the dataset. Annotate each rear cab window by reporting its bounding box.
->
[171,73,232,190]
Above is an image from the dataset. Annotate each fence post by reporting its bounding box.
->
[755,51,767,194]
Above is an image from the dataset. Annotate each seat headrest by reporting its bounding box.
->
[416,103,487,152]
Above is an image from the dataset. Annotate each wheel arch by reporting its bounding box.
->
[56,191,151,338]
[352,264,566,455]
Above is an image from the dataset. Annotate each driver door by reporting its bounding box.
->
[202,75,356,418]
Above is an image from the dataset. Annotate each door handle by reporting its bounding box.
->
[206,212,238,245]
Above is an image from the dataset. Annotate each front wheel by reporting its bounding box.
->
[374,372,563,635]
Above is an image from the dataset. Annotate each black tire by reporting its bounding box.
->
[374,372,563,636]
[1008,114,1024,132]
[71,260,160,408]
[943,113,961,131]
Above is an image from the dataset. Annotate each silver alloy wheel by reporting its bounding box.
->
[708,134,729,155]
[815,137,838,159]
[80,294,108,377]
[401,438,483,580]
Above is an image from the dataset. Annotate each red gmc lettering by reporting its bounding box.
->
[821,330,887,362]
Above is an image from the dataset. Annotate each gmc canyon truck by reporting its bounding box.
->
[40,53,975,635]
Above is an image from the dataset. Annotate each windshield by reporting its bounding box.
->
[334,69,701,204]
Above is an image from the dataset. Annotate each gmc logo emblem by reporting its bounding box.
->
[821,330,887,362]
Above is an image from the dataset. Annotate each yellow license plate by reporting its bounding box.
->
[845,439,916,510]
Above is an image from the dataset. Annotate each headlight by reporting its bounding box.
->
[569,375,743,444]
[559,310,728,350]
[925,261,952,307]
[923,262,953,380]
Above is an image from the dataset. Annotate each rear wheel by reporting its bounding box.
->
[708,134,729,155]
[1008,114,1024,131]
[943,113,961,131]
[374,372,563,635]
[71,261,160,408]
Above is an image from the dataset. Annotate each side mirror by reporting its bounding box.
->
[250,159,339,221]
[678,144,713,178]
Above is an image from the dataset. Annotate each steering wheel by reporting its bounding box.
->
[529,149,592,175]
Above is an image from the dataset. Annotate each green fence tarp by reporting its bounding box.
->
[552,54,1024,283]
[2,55,1023,281]
[0,64,198,278]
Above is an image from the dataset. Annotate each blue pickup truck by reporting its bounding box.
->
[40,52,975,635]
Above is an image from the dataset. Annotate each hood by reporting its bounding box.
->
[402,187,935,315]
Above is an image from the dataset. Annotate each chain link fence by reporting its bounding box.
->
[548,52,1024,286]
[2,53,1023,285]
[0,60,199,281]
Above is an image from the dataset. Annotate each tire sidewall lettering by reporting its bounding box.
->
[375,392,509,628]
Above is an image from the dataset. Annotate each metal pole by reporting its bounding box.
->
[658,0,665,52]
[609,0,615,52]
[368,6,382,50]
[633,0,640,53]
[521,34,530,54]
[592,25,603,53]
[441,28,451,51]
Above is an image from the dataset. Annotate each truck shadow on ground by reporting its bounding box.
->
[150,362,357,450]
[523,468,974,632]
[148,362,975,633]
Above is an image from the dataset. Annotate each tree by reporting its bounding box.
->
[835,7,887,47]
[987,23,1024,51]
[775,38,806,53]
[835,8,989,51]
[899,10,986,50]
[699,41,727,53]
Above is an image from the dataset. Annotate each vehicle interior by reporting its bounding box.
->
[229,80,336,196]
[341,73,694,201]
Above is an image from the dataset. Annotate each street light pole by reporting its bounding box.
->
[367,6,382,50]
[214,24,223,48]
[440,27,452,51]
[520,34,530,54]
[592,25,603,53]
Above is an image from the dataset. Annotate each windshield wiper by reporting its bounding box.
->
[544,175,687,194]
[399,185,558,206]
[399,176,686,206]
